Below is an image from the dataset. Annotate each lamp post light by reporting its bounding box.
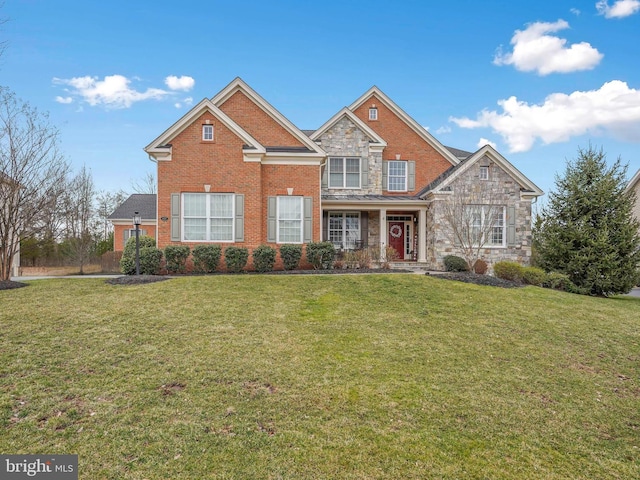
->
[133,211,142,276]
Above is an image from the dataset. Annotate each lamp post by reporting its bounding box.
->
[133,211,142,275]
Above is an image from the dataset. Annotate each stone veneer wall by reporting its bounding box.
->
[427,158,534,270]
[631,180,640,236]
[317,117,383,195]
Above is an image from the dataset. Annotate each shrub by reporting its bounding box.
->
[280,244,302,271]
[252,245,276,273]
[192,244,222,273]
[473,259,488,275]
[139,247,163,275]
[522,266,546,286]
[306,242,336,270]
[542,272,587,294]
[120,235,157,275]
[164,245,190,274]
[381,246,400,270]
[354,248,372,269]
[224,246,249,273]
[493,261,524,282]
[444,255,469,272]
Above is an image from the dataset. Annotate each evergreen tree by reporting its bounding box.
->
[535,146,640,296]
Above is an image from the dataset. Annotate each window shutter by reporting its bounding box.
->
[507,206,516,246]
[408,161,416,191]
[321,163,328,189]
[234,194,244,242]
[267,196,277,242]
[361,158,369,188]
[303,197,313,243]
[382,161,388,191]
[322,211,328,242]
[171,193,180,241]
[360,212,368,245]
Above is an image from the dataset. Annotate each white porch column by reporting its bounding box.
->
[418,207,427,263]
[379,208,387,260]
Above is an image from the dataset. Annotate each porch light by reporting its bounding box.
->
[133,212,142,276]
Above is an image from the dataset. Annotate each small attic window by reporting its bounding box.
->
[202,124,214,141]
[479,166,489,180]
[368,107,378,121]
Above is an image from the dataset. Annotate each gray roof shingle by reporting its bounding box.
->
[108,194,157,220]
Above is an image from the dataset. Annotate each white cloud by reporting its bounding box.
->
[493,20,603,75]
[435,125,452,134]
[183,97,194,106]
[596,0,640,18]
[52,75,169,109]
[450,80,640,152]
[570,8,581,15]
[165,75,195,91]
[55,96,73,104]
[477,138,497,149]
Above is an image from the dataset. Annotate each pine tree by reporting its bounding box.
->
[535,146,640,296]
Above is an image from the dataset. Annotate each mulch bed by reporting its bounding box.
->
[105,275,172,286]
[431,272,523,288]
[0,280,29,290]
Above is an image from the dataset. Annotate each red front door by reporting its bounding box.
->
[388,222,404,259]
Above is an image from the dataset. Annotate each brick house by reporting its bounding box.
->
[108,194,157,251]
[141,77,543,270]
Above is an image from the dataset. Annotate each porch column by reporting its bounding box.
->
[379,208,387,260]
[418,207,427,263]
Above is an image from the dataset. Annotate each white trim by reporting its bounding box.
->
[348,87,459,167]
[387,160,407,192]
[211,77,326,156]
[144,98,266,161]
[181,192,236,243]
[328,157,361,189]
[310,107,387,149]
[276,196,304,244]
[202,124,214,141]
[369,107,378,121]
[479,165,489,180]
[422,144,543,198]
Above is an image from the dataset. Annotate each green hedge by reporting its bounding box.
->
[493,261,524,282]
[306,242,336,270]
[164,245,190,274]
[280,244,302,271]
[192,244,222,273]
[252,245,277,273]
[120,236,158,275]
[224,246,249,273]
[444,255,469,272]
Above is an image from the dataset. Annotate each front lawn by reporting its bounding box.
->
[1,275,638,479]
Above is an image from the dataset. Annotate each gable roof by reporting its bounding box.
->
[309,107,387,148]
[109,194,157,221]
[348,86,460,167]
[144,98,266,161]
[626,168,640,193]
[211,77,325,156]
[418,144,543,198]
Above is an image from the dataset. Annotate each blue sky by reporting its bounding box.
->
[2,0,639,199]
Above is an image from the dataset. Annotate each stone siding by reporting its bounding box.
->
[317,117,383,195]
[427,158,534,270]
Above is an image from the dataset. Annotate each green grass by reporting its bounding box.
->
[1,275,639,479]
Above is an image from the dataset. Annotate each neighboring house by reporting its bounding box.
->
[108,194,157,251]
[0,171,20,278]
[627,168,640,236]
[142,77,543,270]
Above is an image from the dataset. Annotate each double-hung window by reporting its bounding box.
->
[388,160,407,191]
[202,124,214,141]
[277,196,303,243]
[464,205,505,247]
[328,212,360,250]
[329,157,360,189]
[183,193,234,241]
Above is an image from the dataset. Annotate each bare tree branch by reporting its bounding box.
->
[130,171,156,194]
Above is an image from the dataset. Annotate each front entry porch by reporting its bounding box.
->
[322,205,427,263]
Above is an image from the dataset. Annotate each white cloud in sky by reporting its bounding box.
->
[184,97,194,106]
[570,8,581,15]
[477,138,497,149]
[493,20,603,75]
[450,80,640,152]
[53,75,169,108]
[165,75,195,91]
[435,126,451,134]
[596,0,640,18]
[55,96,73,104]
